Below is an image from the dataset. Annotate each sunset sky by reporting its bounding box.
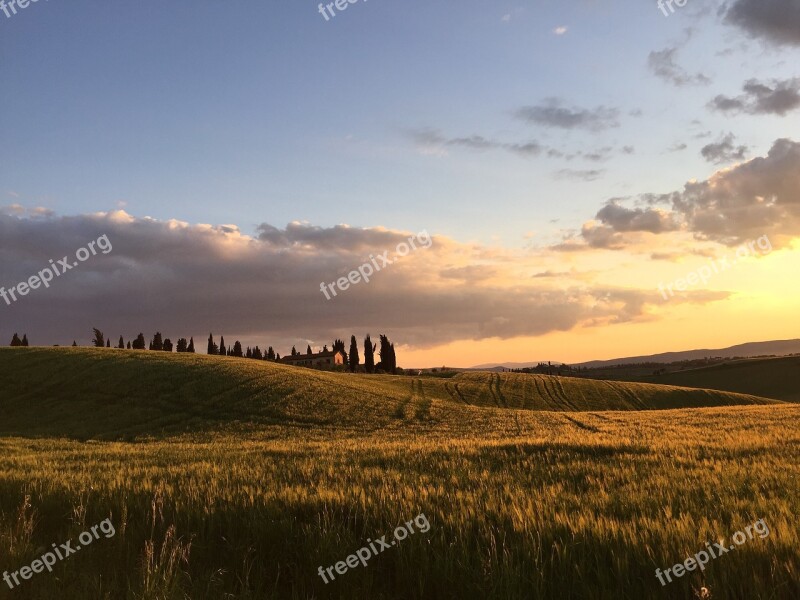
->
[1,0,799,367]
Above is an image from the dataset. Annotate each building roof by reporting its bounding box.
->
[281,350,343,362]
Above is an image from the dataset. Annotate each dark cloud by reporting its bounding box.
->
[595,202,680,234]
[513,98,620,131]
[648,47,711,87]
[570,138,800,248]
[0,211,675,351]
[710,78,800,115]
[700,133,750,164]
[724,0,800,47]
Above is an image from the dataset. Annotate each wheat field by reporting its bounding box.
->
[0,349,798,599]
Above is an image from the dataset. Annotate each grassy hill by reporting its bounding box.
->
[603,356,800,402]
[0,347,781,439]
[1,348,798,599]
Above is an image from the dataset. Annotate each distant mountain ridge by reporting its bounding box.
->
[471,339,800,370]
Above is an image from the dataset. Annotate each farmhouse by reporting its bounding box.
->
[281,350,345,370]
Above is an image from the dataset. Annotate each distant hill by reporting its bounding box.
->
[628,356,800,402]
[471,339,800,370]
[0,348,781,439]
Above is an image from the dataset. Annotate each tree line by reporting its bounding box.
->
[80,329,399,374]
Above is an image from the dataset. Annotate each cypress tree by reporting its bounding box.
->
[188,337,195,353]
[364,334,375,374]
[348,335,359,372]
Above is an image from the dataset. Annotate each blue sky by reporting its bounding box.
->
[3,0,793,244]
[2,0,800,365]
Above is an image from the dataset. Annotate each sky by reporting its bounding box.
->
[1,0,799,367]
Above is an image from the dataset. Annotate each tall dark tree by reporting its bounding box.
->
[232,341,243,358]
[275,352,281,361]
[21,334,28,347]
[267,346,276,361]
[134,333,146,349]
[176,338,188,353]
[253,346,263,360]
[306,344,313,355]
[291,346,297,356]
[377,334,393,373]
[364,334,375,374]
[207,333,218,355]
[322,345,329,353]
[163,338,173,352]
[72,340,78,347]
[219,336,227,356]
[118,336,125,349]
[151,332,164,352]
[10,333,22,347]
[348,335,359,372]
[389,343,397,374]
[92,328,105,348]
[187,337,195,353]
[126,341,131,349]
[106,339,111,348]
[245,346,252,359]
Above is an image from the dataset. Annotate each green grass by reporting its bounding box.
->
[0,348,797,600]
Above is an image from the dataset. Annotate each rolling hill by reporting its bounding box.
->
[629,355,800,402]
[0,347,782,439]
[472,338,800,369]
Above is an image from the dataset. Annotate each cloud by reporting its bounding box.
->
[700,133,750,164]
[595,202,680,235]
[709,78,800,116]
[553,26,568,35]
[406,128,543,158]
[569,138,800,248]
[648,46,711,87]
[724,0,800,47]
[554,169,605,182]
[513,98,620,131]
[0,210,695,351]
